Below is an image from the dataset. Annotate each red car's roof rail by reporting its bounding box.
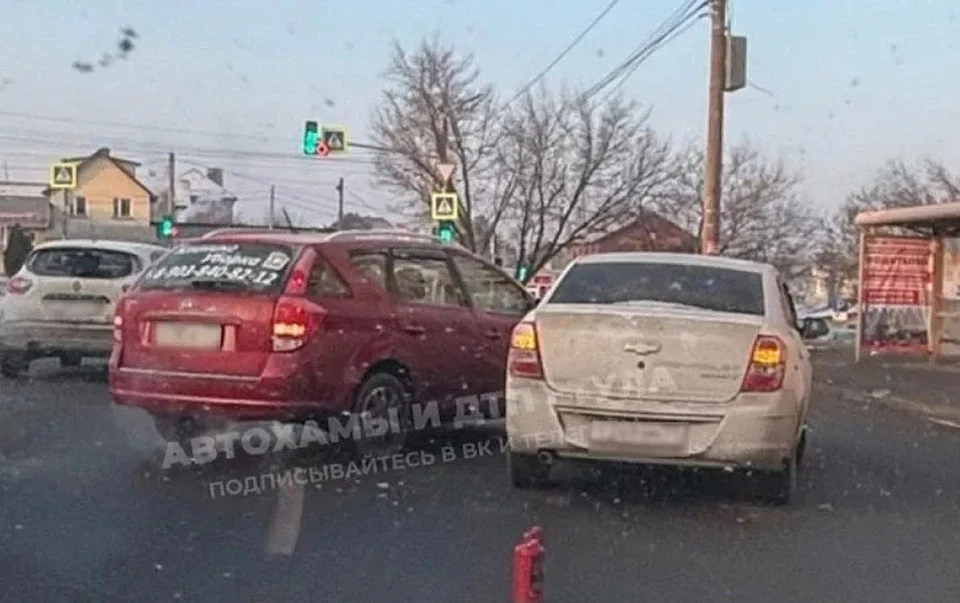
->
[200,227,458,246]
[324,229,441,244]
[200,228,276,239]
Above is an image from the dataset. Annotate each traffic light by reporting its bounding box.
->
[303,120,319,155]
[516,264,529,282]
[157,214,174,239]
[435,221,456,244]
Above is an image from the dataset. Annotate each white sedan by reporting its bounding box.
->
[505,252,813,504]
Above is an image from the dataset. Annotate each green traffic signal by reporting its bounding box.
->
[157,215,174,239]
[437,222,455,243]
[303,121,319,155]
[516,264,528,281]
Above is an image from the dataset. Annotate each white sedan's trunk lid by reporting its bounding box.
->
[535,303,762,403]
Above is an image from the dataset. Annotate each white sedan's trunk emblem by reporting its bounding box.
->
[624,341,661,355]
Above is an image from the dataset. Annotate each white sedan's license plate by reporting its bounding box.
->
[589,420,685,449]
[154,322,222,350]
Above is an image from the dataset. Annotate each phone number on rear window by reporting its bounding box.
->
[145,263,280,286]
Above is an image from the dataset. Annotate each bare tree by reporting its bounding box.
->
[370,37,516,253]
[498,89,674,280]
[654,140,819,278]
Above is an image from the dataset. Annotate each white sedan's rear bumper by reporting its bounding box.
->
[506,377,802,471]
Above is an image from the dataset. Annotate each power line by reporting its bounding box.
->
[0,109,285,143]
[503,0,622,108]
[177,158,386,221]
[747,80,775,97]
[584,0,704,99]
[0,130,380,166]
[0,110,389,161]
[595,10,707,105]
[583,0,707,101]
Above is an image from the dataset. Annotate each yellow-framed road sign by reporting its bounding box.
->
[49,162,77,189]
[430,192,459,221]
[321,126,349,153]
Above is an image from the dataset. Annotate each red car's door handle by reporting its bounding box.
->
[484,329,501,340]
[401,323,426,335]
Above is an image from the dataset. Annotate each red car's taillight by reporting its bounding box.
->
[5,276,32,295]
[508,322,544,379]
[740,335,787,392]
[272,297,324,352]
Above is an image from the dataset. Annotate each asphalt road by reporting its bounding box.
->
[2,358,960,602]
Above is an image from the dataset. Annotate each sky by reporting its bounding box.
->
[0,0,958,227]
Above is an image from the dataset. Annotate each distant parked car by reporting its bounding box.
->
[799,315,857,348]
[0,239,168,378]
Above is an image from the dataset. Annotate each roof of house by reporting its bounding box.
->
[0,181,47,197]
[42,147,154,198]
[61,148,140,167]
[0,194,51,227]
[573,211,698,249]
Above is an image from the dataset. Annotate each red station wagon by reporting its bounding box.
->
[109,229,534,453]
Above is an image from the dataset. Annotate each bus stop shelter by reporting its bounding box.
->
[854,202,960,362]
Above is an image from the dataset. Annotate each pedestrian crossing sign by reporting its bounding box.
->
[430,192,458,221]
[49,162,77,189]
[321,127,348,153]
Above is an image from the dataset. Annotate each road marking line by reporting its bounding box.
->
[264,482,305,557]
[928,417,960,430]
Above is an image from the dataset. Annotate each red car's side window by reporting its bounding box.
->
[391,253,467,307]
[306,260,350,298]
[348,251,389,290]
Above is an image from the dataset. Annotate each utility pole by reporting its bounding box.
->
[701,0,726,255]
[167,152,176,218]
[268,185,275,229]
[335,178,344,228]
[62,188,69,239]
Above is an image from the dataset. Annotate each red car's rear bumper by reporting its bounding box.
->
[109,347,349,421]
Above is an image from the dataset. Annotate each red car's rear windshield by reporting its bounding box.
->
[136,241,298,294]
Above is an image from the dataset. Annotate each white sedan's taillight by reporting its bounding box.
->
[508,322,544,379]
[740,335,787,392]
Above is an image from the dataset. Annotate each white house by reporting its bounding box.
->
[143,166,238,225]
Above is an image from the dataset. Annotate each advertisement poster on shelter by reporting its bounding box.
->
[860,236,931,353]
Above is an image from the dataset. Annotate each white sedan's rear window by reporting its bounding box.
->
[549,262,766,316]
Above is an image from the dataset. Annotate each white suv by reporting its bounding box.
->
[0,239,167,378]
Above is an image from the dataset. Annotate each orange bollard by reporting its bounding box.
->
[512,526,545,602]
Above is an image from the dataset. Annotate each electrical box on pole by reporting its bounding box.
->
[725,35,747,92]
